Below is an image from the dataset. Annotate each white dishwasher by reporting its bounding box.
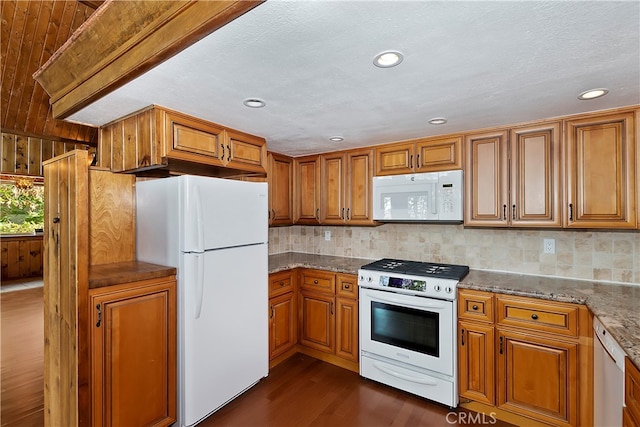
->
[593,316,626,427]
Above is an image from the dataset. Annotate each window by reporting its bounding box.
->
[0,175,44,234]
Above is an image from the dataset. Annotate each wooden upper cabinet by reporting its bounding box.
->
[465,130,509,226]
[267,153,293,226]
[294,155,321,224]
[375,135,462,176]
[465,124,561,227]
[99,106,266,175]
[321,148,375,225]
[223,129,268,174]
[509,122,562,227]
[564,111,637,228]
[320,152,345,224]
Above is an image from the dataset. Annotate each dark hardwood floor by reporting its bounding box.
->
[200,353,513,427]
[1,286,514,427]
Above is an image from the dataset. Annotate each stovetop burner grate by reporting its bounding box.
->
[360,258,469,281]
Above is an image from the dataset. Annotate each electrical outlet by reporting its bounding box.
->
[543,238,555,254]
[324,231,331,241]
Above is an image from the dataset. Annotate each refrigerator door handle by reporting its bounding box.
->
[194,185,204,253]
[195,253,205,319]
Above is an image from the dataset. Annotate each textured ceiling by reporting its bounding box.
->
[67,0,640,156]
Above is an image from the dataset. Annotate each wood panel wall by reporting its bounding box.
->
[43,150,90,427]
[0,1,97,143]
[1,132,93,176]
[0,235,43,281]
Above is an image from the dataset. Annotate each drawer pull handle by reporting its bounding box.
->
[313,280,318,285]
[472,305,478,310]
[344,284,350,289]
[531,313,539,320]
[279,281,285,286]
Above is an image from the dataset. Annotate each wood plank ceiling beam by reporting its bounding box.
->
[33,0,263,120]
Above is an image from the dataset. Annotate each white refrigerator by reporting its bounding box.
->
[135,175,269,427]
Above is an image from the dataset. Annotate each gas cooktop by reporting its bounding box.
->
[360,258,469,281]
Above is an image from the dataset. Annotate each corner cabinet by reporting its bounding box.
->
[464,123,562,227]
[458,289,593,427]
[375,135,463,176]
[267,153,294,226]
[89,275,177,427]
[564,111,637,228]
[268,270,297,362]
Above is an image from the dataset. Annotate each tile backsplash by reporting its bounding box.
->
[269,224,640,285]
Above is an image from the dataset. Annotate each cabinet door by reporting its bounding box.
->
[299,291,335,354]
[320,152,346,224]
[336,297,358,362]
[90,279,177,427]
[375,142,415,176]
[497,328,577,426]
[459,321,495,405]
[415,136,463,172]
[464,130,509,226]
[510,123,562,227]
[564,111,636,228]
[224,129,267,174]
[294,156,321,224]
[269,292,296,360]
[345,148,374,225]
[167,111,223,160]
[268,153,293,225]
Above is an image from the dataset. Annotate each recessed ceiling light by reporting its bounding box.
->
[329,136,344,142]
[428,117,448,125]
[243,98,266,108]
[578,88,608,100]
[373,51,404,68]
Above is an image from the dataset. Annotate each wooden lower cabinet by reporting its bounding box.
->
[299,290,335,353]
[459,320,495,405]
[497,328,578,426]
[626,357,640,427]
[458,289,592,427]
[269,292,296,359]
[89,276,177,427]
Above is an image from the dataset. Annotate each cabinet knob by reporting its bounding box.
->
[472,305,478,310]
[531,313,539,320]
[279,281,285,286]
[52,216,60,224]
[313,280,318,285]
[344,284,350,289]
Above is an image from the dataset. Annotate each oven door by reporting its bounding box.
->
[360,287,455,376]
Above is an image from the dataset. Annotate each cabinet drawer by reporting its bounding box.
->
[496,296,579,337]
[627,358,640,425]
[269,270,294,298]
[336,273,358,299]
[299,269,336,294]
[458,290,494,322]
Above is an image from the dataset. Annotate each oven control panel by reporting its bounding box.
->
[358,270,458,300]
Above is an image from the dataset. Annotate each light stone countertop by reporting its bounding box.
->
[268,252,640,371]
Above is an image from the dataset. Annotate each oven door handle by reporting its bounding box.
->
[366,292,448,310]
[373,362,439,386]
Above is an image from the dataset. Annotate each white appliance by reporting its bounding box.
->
[135,175,269,427]
[358,258,469,408]
[593,316,625,427]
[372,170,463,222]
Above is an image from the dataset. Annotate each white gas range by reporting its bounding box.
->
[358,258,469,408]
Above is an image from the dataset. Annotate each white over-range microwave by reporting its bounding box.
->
[372,170,463,222]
